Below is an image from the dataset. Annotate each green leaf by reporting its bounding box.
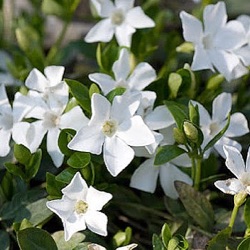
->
[106,87,126,102]
[207,227,232,250]
[0,230,10,250]
[113,227,132,247]
[65,79,91,113]
[175,181,214,231]
[58,129,76,157]
[154,145,186,165]
[203,114,230,153]
[161,223,172,248]
[4,162,26,181]
[206,74,225,90]
[52,231,85,250]
[245,198,250,229]
[67,152,91,169]
[17,227,58,250]
[188,102,199,126]
[14,144,32,165]
[168,73,182,98]
[168,235,189,250]
[13,218,33,232]
[237,238,250,250]
[55,168,78,184]
[89,83,100,98]
[164,101,188,129]
[26,149,42,180]
[152,234,165,250]
[46,173,66,199]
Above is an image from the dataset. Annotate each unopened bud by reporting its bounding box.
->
[173,127,186,144]
[183,121,198,143]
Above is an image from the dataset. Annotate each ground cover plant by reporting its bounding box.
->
[1,0,250,249]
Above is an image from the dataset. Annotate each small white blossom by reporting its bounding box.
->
[89,48,156,95]
[47,172,112,241]
[191,92,249,158]
[68,93,155,176]
[215,145,250,195]
[180,1,248,81]
[85,0,155,47]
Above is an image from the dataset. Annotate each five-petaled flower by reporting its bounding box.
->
[215,145,250,196]
[85,0,155,47]
[68,93,155,176]
[46,172,112,241]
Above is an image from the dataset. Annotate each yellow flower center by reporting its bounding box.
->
[209,122,220,136]
[75,200,88,214]
[111,9,124,25]
[102,120,117,137]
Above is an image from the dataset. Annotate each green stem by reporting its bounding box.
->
[46,20,70,65]
[194,157,202,190]
[228,204,239,229]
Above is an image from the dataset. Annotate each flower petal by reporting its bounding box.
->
[85,211,108,236]
[226,112,249,137]
[126,7,155,28]
[117,116,155,146]
[179,11,203,44]
[115,0,134,11]
[85,19,114,43]
[44,66,65,86]
[214,178,245,195]
[112,48,130,82]
[0,129,11,157]
[223,145,246,179]
[104,136,134,176]
[62,172,88,200]
[0,84,11,113]
[68,125,104,155]
[47,128,64,167]
[192,45,214,71]
[246,147,250,172]
[127,62,156,91]
[86,186,112,211]
[115,23,135,47]
[159,163,193,199]
[212,92,231,122]
[130,158,159,193]
[89,73,116,95]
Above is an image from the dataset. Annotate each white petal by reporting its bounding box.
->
[47,128,64,167]
[117,244,138,250]
[85,211,108,236]
[126,7,155,28]
[171,153,191,168]
[84,19,114,43]
[191,45,214,71]
[12,121,46,153]
[203,1,227,35]
[145,131,163,155]
[235,45,250,66]
[0,129,11,156]
[223,145,246,179]
[145,105,175,130]
[86,186,112,211]
[127,62,156,91]
[115,23,135,47]
[112,48,130,82]
[159,163,193,199]
[104,136,134,176]
[68,125,104,155]
[130,158,159,193]
[179,11,203,44]
[99,0,114,17]
[246,147,250,172]
[25,68,49,92]
[212,93,231,122]
[115,0,134,11]
[60,106,89,131]
[226,112,249,137]
[111,93,140,124]
[62,172,88,200]
[0,84,11,113]
[44,66,65,86]
[136,90,156,117]
[237,14,250,31]
[117,116,155,146]
[190,100,211,127]
[89,73,116,95]
[89,94,111,126]
[214,178,245,195]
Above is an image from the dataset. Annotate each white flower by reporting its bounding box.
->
[0,84,33,156]
[46,172,112,241]
[68,93,155,176]
[89,48,156,95]
[88,243,137,250]
[180,1,248,81]
[191,92,249,158]
[12,88,88,167]
[215,145,250,195]
[85,0,155,47]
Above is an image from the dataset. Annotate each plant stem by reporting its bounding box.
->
[228,204,239,229]
[194,157,202,190]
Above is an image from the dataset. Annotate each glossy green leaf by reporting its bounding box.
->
[106,87,126,102]
[55,167,78,184]
[46,173,66,199]
[58,129,76,157]
[67,152,91,169]
[65,79,91,113]
[154,145,186,165]
[17,227,57,250]
[207,227,232,250]
[175,181,214,231]
[89,83,100,98]
[161,223,172,248]
[237,238,250,250]
[0,230,10,250]
[25,149,42,180]
[14,144,32,165]
[152,234,165,250]
[168,235,189,250]
[188,102,199,126]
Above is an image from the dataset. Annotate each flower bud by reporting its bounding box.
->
[183,121,198,143]
[173,127,186,145]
